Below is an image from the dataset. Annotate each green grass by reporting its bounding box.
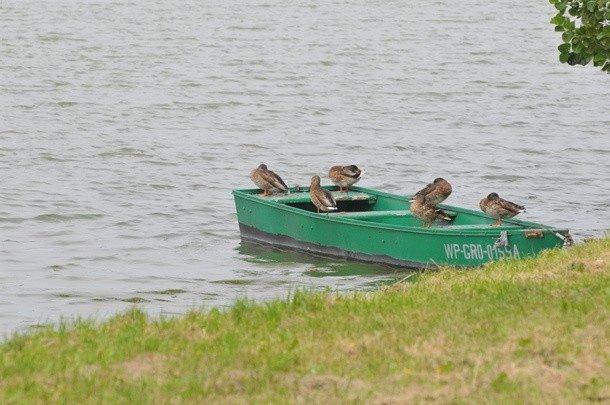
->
[1,239,609,404]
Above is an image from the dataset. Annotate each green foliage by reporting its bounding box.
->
[549,0,610,72]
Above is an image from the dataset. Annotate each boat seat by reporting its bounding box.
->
[337,210,411,219]
[268,191,377,204]
[440,224,522,230]
[339,210,460,220]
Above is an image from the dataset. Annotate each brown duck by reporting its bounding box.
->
[413,177,452,206]
[409,193,452,228]
[479,192,526,226]
[309,175,338,213]
[328,165,364,192]
[250,164,288,196]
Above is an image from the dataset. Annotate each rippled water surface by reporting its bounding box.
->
[1,0,609,336]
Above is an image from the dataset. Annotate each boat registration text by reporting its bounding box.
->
[443,243,520,261]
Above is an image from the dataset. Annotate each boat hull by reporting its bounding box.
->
[233,187,570,268]
[239,223,427,268]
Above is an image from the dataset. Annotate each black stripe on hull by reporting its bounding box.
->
[238,223,427,269]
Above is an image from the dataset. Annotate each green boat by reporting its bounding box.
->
[232,186,572,268]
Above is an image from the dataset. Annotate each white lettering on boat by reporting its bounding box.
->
[443,243,520,261]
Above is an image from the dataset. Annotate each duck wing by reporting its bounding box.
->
[261,169,288,191]
[318,188,337,209]
[341,165,362,179]
[312,186,337,211]
[410,197,451,223]
[497,198,526,215]
[426,206,451,222]
[433,207,453,221]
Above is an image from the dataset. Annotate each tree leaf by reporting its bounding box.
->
[555,2,568,11]
[567,53,579,65]
[550,14,566,25]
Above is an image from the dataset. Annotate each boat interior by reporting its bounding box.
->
[262,187,524,230]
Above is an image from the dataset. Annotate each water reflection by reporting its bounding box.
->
[236,241,417,285]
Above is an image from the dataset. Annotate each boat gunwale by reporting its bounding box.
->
[232,186,569,237]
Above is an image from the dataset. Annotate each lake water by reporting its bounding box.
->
[1,0,609,337]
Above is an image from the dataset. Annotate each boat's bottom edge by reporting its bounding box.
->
[238,223,432,269]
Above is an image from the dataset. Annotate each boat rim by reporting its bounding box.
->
[232,186,570,237]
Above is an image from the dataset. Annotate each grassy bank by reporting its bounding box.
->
[1,239,609,404]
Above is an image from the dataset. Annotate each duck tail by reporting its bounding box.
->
[513,204,526,213]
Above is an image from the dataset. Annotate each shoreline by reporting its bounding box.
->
[1,238,608,402]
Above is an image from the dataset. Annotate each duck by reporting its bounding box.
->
[413,177,452,206]
[328,165,364,192]
[479,192,526,226]
[310,175,338,213]
[409,193,452,228]
[249,164,288,196]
